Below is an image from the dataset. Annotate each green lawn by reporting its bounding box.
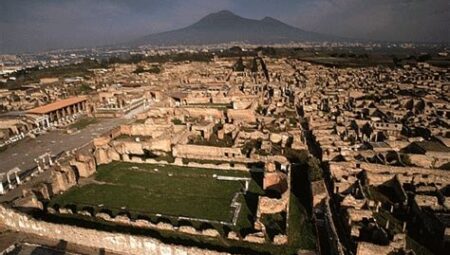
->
[43,160,320,254]
[50,162,263,226]
[288,195,316,250]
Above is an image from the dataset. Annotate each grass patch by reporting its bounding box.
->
[188,133,234,148]
[51,183,236,221]
[171,118,184,125]
[69,117,97,130]
[288,195,316,250]
[46,160,316,254]
[261,212,286,239]
[286,149,316,250]
[50,162,263,230]
[134,119,146,124]
[77,84,94,94]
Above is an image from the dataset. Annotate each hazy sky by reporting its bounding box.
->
[0,0,449,53]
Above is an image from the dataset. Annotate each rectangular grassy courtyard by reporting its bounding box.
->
[50,162,264,230]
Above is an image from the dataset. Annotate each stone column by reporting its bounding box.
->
[48,154,53,166]
[0,174,4,194]
[42,157,48,169]
[56,109,61,122]
[45,116,50,128]
[14,171,21,185]
[35,159,42,172]
[6,174,12,189]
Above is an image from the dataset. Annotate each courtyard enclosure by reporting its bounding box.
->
[49,162,264,232]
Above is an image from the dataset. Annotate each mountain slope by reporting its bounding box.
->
[133,10,338,46]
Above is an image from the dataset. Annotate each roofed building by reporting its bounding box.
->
[26,96,88,128]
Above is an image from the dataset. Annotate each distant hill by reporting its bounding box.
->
[133,10,340,46]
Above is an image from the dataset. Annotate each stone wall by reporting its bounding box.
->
[227,109,256,124]
[329,161,450,185]
[121,124,172,138]
[173,144,245,161]
[185,96,211,105]
[179,108,224,121]
[0,205,231,255]
[70,151,96,178]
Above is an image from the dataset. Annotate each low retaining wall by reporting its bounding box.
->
[0,205,230,255]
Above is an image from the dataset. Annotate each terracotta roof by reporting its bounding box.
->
[27,96,87,114]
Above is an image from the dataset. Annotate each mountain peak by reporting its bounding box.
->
[261,16,278,22]
[212,10,236,16]
[134,10,338,46]
[201,10,239,20]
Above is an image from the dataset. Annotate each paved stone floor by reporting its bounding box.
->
[0,118,129,174]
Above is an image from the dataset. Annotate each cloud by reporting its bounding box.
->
[287,0,450,42]
[0,0,448,53]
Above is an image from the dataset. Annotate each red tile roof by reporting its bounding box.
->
[27,96,87,114]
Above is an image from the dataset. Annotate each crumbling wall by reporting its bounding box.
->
[178,108,224,120]
[227,109,256,123]
[112,141,145,155]
[237,130,269,140]
[50,164,77,194]
[211,96,232,105]
[120,124,172,138]
[263,172,288,194]
[138,107,176,119]
[94,146,120,165]
[173,144,244,161]
[329,161,450,185]
[185,96,210,105]
[257,191,289,216]
[70,151,96,178]
[0,205,230,255]
[311,180,328,208]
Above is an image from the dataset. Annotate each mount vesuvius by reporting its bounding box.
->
[132,10,339,46]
